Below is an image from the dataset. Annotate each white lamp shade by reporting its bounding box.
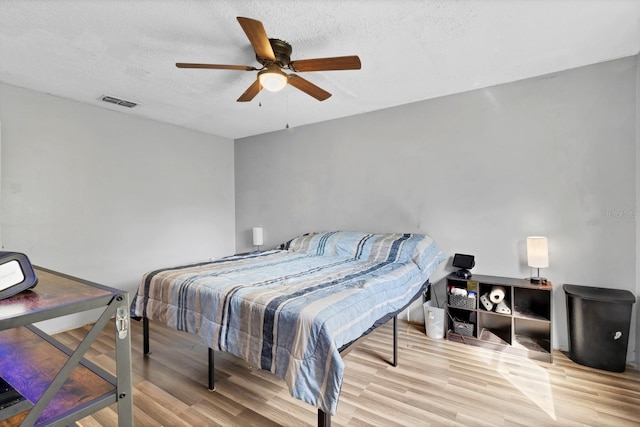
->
[252,227,264,246]
[527,236,549,268]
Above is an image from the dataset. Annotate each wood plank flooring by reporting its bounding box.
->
[54,319,640,426]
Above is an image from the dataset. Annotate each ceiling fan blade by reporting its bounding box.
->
[289,55,361,72]
[287,75,331,101]
[237,17,276,61]
[237,79,262,102]
[176,63,257,71]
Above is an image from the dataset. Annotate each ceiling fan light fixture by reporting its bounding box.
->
[258,66,288,92]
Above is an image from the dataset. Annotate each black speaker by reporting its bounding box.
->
[0,252,38,300]
[452,253,475,279]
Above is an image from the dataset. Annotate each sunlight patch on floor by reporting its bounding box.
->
[480,350,556,420]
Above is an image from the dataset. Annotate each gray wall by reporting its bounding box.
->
[236,57,638,363]
[636,53,640,366]
[0,82,236,332]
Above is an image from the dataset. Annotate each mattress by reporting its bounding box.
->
[130,231,445,415]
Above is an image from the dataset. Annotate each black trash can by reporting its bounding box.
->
[564,284,636,372]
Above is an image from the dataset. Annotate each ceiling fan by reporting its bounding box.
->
[176,17,361,102]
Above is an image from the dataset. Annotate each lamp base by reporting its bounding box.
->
[530,276,547,284]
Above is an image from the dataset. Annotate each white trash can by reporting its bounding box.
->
[424,299,445,339]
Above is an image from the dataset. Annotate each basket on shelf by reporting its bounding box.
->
[448,293,476,310]
[452,319,474,337]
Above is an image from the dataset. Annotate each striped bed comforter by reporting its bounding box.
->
[130,231,445,415]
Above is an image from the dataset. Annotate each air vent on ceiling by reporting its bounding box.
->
[100,95,137,108]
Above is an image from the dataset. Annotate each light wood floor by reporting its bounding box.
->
[56,319,640,426]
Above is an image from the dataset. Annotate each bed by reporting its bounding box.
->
[130,231,445,425]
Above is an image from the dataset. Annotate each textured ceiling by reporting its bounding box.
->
[1,1,639,139]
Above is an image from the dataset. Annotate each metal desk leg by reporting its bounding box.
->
[115,293,134,426]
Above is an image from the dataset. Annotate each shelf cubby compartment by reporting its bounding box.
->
[447,307,476,338]
[478,283,512,314]
[514,317,551,354]
[513,287,551,321]
[478,311,512,346]
[447,279,478,311]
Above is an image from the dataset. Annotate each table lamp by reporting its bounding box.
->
[253,227,264,251]
[527,236,548,283]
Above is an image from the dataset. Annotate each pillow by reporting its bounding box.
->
[282,231,445,272]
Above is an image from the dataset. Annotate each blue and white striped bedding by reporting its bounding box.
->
[130,231,445,415]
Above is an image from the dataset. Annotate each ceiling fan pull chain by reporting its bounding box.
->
[286,95,289,129]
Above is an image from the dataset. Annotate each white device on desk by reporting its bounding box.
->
[0,252,38,300]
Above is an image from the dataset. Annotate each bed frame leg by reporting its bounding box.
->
[392,315,398,367]
[143,317,150,355]
[208,348,215,391]
[318,409,331,427]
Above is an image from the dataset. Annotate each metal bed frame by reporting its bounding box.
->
[142,314,400,427]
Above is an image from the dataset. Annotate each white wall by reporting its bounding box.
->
[236,57,638,364]
[0,82,236,332]
[636,52,640,366]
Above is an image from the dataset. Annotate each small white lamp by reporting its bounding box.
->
[252,227,264,251]
[527,236,549,283]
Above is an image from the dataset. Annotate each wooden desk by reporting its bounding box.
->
[0,267,133,426]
